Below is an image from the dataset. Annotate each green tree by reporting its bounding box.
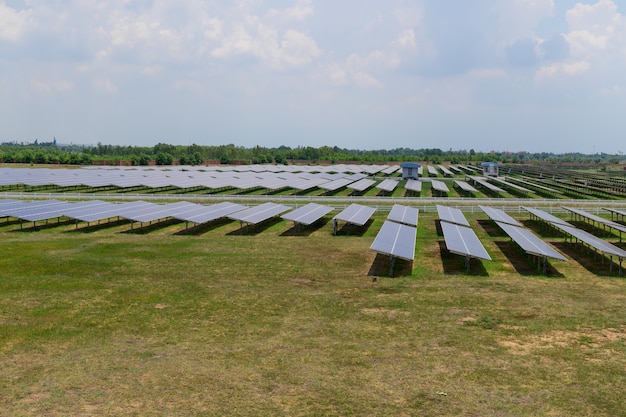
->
[155,152,174,165]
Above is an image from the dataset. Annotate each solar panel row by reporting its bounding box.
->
[370,204,419,276]
[523,206,625,275]
[481,206,566,273]
[282,203,333,226]
[387,204,419,227]
[437,205,491,272]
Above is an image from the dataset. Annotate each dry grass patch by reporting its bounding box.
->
[499,326,626,356]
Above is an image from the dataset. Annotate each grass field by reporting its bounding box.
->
[1,210,625,416]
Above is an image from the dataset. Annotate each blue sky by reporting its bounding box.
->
[1,0,625,153]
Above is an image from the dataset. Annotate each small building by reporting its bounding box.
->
[480,162,500,177]
[401,162,421,180]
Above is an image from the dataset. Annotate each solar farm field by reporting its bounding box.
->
[1,163,626,200]
[1,202,626,416]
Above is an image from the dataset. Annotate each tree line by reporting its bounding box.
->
[1,141,624,166]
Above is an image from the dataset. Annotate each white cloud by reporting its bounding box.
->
[353,72,384,89]
[534,60,590,80]
[494,0,555,42]
[393,29,416,48]
[0,3,32,41]
[211,17,321,70]
[267,0,314,21]
[94,78,118,94]
[565,0,624,56]
[30,79,73,94]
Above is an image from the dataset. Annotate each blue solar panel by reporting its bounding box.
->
[333,204,376,226]
[479,205,522,227]
[436,205,469,227]
[228,202,290,225]
[370,221,416,261]
[440,221,491,261]
[387,204,419,227]
[282,203,333,226]
[496,221,567,261]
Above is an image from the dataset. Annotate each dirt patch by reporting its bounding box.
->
[290,278,313,284]
[499,326,626,355]
[362,307,411,318]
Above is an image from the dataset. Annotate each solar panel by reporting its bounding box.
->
[521,206,571,227]
[495,221,567,261]
[454,180,478,193]
[603,207,626,220]
[370,220,416,261]
[404,179,422,193]
[178,202,247,224]
[376,179,399,192]
[562,206,626,234]
[18,201,75,222]
[66,201,138,223]
[440,221,491,261]
[430,179,450,193]
[387,204,419,227]
[469,176,505,193]
[553,223,626,258]
[507,176,563,194]
[438,165,454,176]
[318,178,355,191]
[228,202,290,225]
[0,199,27,217]
[128,201,198,223]
[427,166,438,176]
[347,178,376,192]
[479,205,522,227]
[436,205,470,227]
[4,200,70,220]
[553,222,626,276]
[489,176,535,194]
[282,203,333,226]
[333,204,376,227]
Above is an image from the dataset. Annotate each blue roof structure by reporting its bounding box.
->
[400,162,421,168]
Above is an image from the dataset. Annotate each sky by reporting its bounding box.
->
[1,0,625,154]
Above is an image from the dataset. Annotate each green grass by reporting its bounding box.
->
[1,211,625,416]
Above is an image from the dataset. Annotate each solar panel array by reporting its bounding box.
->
[376,179,399,193]
[0,166,383,193]
[521,206,571,226]
[496,221,566,262]
[426,166,438,176]
[228,202,290,225]
[440,221,492,262]
[480,206,566,273]
[562,206,626,239]
[430,179,450,193]
[282,203,333,226]
[469,176,505,193]
[333,204,376,227]
[436,204,469,226]
[522,206,625,275]
[479,205,522,227]
[489,176,535,194]
[370,204,419,275]
[453,180,478,193]
[404,179,422,193]
[387,204,419,227]
[370,221,417,262]
[437,205,491,271]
